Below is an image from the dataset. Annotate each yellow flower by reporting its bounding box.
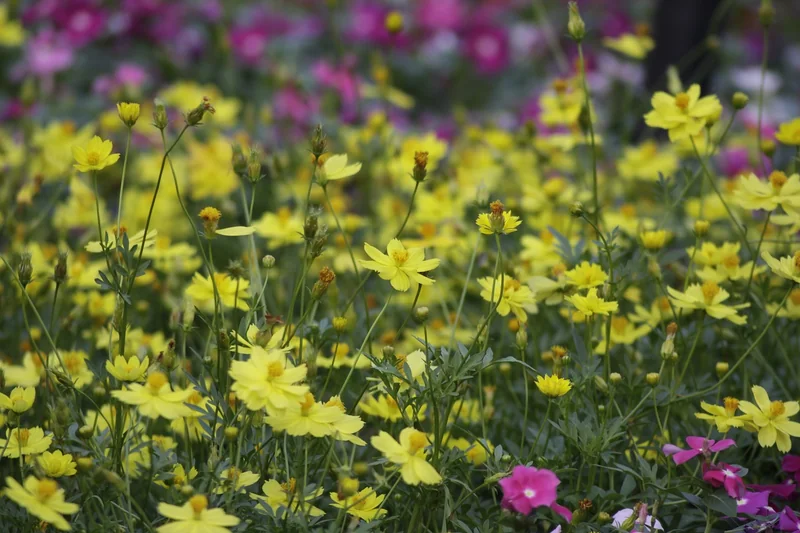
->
[603,32,654,59]
[0,386,35,413]
[359,238,440,292]
[617,141,679,182]
[768,288,800,319]
[72,135,120,172]
[775,117,800,145]
[0,6,25,47]
[761,250,800,283]
[330,488,387,522]
[37,450,77,477]
[266,392,365,444]
[644,84,722,142]
[370,428,442,485]
[170,389,210,441]
[696,253,764,284]
[116,102,141,127]
[85,228,158,254]
[446,436,493,465]
[315,153,362,185]
[253,207,304,248]
[738,385,800,453]
[229,345,309,414]
[695,397,751,433]
[687,241,741,267]
[475,200,521,235]
[156,464,198,490]
[535,374,573,398]
[733,171,800,212]
[358,394,412,422]
[111,372,194,420]
[156,494,240,533]
[539,78,586,127]
[186,272,250,313]
[477,276,537,323]
[105,355,149,382]
[565,288,618,317]
[594,315,652,353]
[640,230,670,250]
[0,426,52,457]
[564,261,608,289]
[4,476,78,531]
[214,468,260,494]
[251,478,324,517]
[667,281,750,325]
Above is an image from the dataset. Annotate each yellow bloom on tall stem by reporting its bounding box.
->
[761,250,800,283]
[535,374,573,398]
[156,494,240,533]
[695,397,751,433]
[250,479,325,517]
[4,476,78,531]
[477,276,537,323]
[72,135,120,172]
[0,426,53,457]
[315,153,362,185]
[105,355,149,382]
[229,346,309,414]
[564,261,608,289]
[111,372,193,420]
[475,201,521,235]
[186,272,250,312]
[330,487,388,522]
[644,84,722,142]
[738,386,800,452]
[565,288,618,317]
[733,171,800,212]
[371,428,442,485]
[359,238,440,292]
[667,281,750,325]
[775,117,800,145]
[0,386,35,413]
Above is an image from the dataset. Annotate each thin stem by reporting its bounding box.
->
[338,294,393,396]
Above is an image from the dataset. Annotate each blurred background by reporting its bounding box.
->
[0,0,799,144]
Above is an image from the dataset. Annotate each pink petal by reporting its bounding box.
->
[672,449,701,465]
[709,438,736,452]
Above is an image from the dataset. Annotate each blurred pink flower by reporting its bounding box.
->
[780,507,800,531]
[416,0,464,32]
[53,1,107,46]
[498,465,571,521]
[26,30,74,76]
[462,23,509,74]
[230,26,270,65]
[662,436,735,465]
[782,455,800,483]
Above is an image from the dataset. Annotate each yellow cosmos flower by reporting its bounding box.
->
[775,117,800,145]
[85,228,158,254]
[214,468,260,494]
[477,276,537,323]
[603,32,654,59]
[251,478,324,517]
[768,288,800,319]
[475,201,521,235]
[0,6,25,47]
[0,386,35,413]
[733,171,800,213]
[186,272,250,313]
[253,207,304,248]
[687,241,741,267]
[330,488,387,522]
[111,372,194,420]
[446,436,493,465]
[535,374,573,398]
[315,153,362,185]
[696,252,764,284]
[761,250,800,283]
[565,288,618,317]
[266,392,365,444]
[116,102,140,127]
[358,394,413,422]
[0,426,52,457]
[594,315,652,353]
[156,494,240,533]
[72,135,120,172]
[5,476,78,531]
[359,238,440,292]
[539,78,586,127]
[695,397,751,433]
[370,428,442,485]
[564,261,608,289]
[169,389,211,441]
[105,355,150,382]
[37,450,77,478]
[644,84,722,142]
[738,385,800,453]
[156,464,198,490]
[667,281,749,325]
[617,141,679,181]
[229,345,309,414]
[640,230,670,250]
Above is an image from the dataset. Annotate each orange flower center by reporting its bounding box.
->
[658,296,671,311]
[299,392,315,414]
[790,289,800,306]
[189,495,208,515]
[540,229,554,244]
[611,316,629,334]
[769,171,788,190]
[420,222,437,239]
[147,371,168,391]
[620,204,637,218]
[722,254,740,269]
[793,251,800,271]
[282,478,297,494]
[86,152,101,166]
[701,281,720,304]
[267,361,285,378]
[386,396,398,409]
[36,479,58,500]
[674,92,690,110]
[723,396,739,415]
[770,400,786,417]
[407,430,427,454]
[17,428,30,446]
[391,249,409,265]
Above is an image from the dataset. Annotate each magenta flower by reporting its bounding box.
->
[662,436,735,465]
[748,480,796,499]
[703,463,746,499]
[780,508,800,531]
[462,23,509,74]
[25,30,75,77]
[736,490,772,515]
[783,455,800,483]
[230,26,270,65]
[498,466,571,521]
[416,0,464,32]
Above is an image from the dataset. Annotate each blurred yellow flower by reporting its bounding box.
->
[644,84,722,142]
[667,281,749,325]
[0,386,35,413]
[330,487,387,522]
[535,374,573,398]
[4,476,78,531]
[775,117,800,145]
[565,288,618,317]
[186,272,249,312]
[37,450,77,478]
[156,494,240,533]
[105,355,150,382]
[761,250,800,283]
[371,428,442,485]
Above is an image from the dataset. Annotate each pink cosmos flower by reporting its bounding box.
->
[462,23,509,74]
[662,436,735,465]
[780,508,800,531]
[736,490,772,515]
[26,30,75,77]
[498,466,571,521]
[702,463,746,499]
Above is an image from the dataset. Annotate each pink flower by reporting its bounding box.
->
[230,26,270,65]
[748,480,796,499]
[783,455,800,484]
[416,0,464,32]
[736,490,772,515]
[703,463,745,499]
[26,30,74,77]
[780,508,800,531]
[498,466,571,521]
[662,436,735,465]
[462,23,509,74]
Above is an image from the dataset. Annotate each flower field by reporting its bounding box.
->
[1,0,800,531]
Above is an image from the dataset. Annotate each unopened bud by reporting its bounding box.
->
[53,252,68,285]
[693,219,710,237]
[17,252,33,287]
[413,306,429,324]
[594,375,608,394]
[77,457,94,472]
[569,201,584,218]
[646,372,660,386]
[412,151,428,182]
[231,144,247,176]
[761,139,776,157]
[715,361,729,377]
[312,267,336,300]
[732,92,749,110]
[186,97,215,126]
[224,426,239,441]
[382,345,395,359]
[310,124,327,158]
[567,2,586,42]
[609,372,622,385]
[247,150,262,183]
[353,461,369,476]
[262,255,275,269]
[332,316,348,332]
[385,11,404,35]
[152,100,168,130]
[515,329,528,349]
[304,213,319,241]
[759,0,774,28]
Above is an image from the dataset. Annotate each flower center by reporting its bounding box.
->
[17,428,30,446]
[724,397,739,415]
[790,289,800,306]
[722,254,740,269]
[674,92,690,110]
[722,469,734,478]
[147,371,168,391]
[523,488,536,498]
[86,152,101,166]
[189,494,208,516]
[281,478,297,494]
[701,281,720,304]
[770,400,786,417]
[793,251,800,272]
[299,392,315,414]
[611,316,629,334]
[391,249,409,265]
[37,479,58,500]
[540,229,554,244]
[769,171,788,190]
[267,361,285,378]
[543,178,566,197]
[420,222,437,239]
[407,430,427,454]
[658,296,671,311]
[620,204,637,218]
